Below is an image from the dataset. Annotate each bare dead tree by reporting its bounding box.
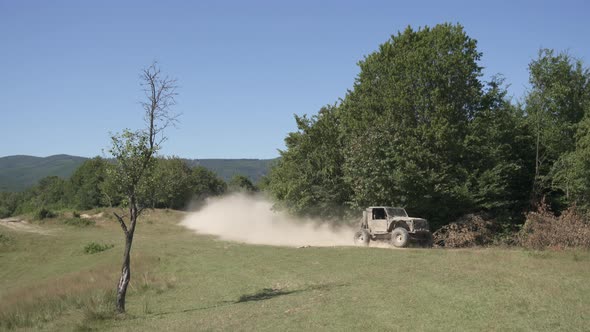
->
[108,62,178,313]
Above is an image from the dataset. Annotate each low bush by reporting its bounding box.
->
[519,204,590,250]
[83,242,114,254]
[35,208,56,220]
[63,218,95,227]
[0,207,12,219]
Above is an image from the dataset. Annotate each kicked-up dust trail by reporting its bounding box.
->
[180,193,355,247]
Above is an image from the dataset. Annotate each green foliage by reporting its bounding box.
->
[228,174,258,193]
[269,23,498,225]
[341,23,485,225]
[525,49,590,206]
[553,116,590,211]
[465,77,535,216]
[190,166,227,202]
[268,105,350,219]
[69,157,109,210]
[148,157,195,209]
[0,192,21,218]
[35,208,56,220]
[63,217,95,227]
[83,242,114,254]
[107,129,156,207]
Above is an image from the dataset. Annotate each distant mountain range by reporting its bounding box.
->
[0,154,276,192]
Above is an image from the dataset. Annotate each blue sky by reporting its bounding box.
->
[1,0,589,159]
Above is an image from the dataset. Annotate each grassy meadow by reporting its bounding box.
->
[0,209,589,331]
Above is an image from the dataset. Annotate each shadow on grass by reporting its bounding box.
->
[152,282,349,317]
[236,287,298,303]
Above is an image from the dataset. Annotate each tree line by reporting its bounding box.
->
[0,157,258,218]
[266,23,590,227]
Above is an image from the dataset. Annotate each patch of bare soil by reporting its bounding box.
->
[433,214,500,248]
[0,218,52,235]
[80,212,104,219]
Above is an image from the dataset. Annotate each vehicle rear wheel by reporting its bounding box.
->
[353,230,370,246]
[390,227,409,248]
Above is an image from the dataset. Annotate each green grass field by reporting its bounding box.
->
[1,210,589,331]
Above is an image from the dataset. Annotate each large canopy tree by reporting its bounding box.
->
[268,23,545,226]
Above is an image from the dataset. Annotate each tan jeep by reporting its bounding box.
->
[353,206,432,248]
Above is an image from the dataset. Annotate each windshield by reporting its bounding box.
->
[386,208,407,217]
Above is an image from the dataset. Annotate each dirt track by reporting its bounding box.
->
[0,218,52,235]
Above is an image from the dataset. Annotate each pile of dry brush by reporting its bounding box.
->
[432,213,502,248]
[433,202,590,249]
[519,203,590,250]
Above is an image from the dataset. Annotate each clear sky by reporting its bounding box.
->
[1,0,589,159]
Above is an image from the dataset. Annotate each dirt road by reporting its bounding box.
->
[0,218,52,235]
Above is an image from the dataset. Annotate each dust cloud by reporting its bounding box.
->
[180,193,356,247]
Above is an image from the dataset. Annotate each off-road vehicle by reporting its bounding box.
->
[353,206,432,248]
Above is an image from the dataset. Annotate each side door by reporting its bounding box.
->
[367,208,388,233]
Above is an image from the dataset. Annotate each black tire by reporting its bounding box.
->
[353,230,371,246]
[390,227,409,248]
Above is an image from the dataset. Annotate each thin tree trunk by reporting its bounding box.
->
[532,105,542,206]
[116,203,138,313]
[116,233,133,313]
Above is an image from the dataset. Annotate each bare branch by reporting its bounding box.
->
[139,61,180,152]
[113,212,129,235]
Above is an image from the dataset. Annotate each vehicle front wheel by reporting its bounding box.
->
[353,230,371,246]
[390,227,409,248]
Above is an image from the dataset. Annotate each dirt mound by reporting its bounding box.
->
[433,214,500,248]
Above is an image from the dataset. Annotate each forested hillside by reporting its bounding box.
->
[0,155,274,192]
[0,155,86,192]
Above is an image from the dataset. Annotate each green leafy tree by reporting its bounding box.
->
[340,23,484,226]
[0,192,22,218]
[553,115,590,210]
[149,157,194,209]
[14,176,70,214]
[525,49,590,205]
[69,157,109,210]
[228,174,258,193]
[268,105,350,219]
[190,166,227,202]
[465,77,535,218]
[108,62,178,313]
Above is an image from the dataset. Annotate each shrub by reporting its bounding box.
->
[0,233,11,246]
[0,207,12,219]
[519,203,590,250]
[72,211,81,218]
[35,208,56,220]
[63,218,95,227]
[83,242,114,254]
